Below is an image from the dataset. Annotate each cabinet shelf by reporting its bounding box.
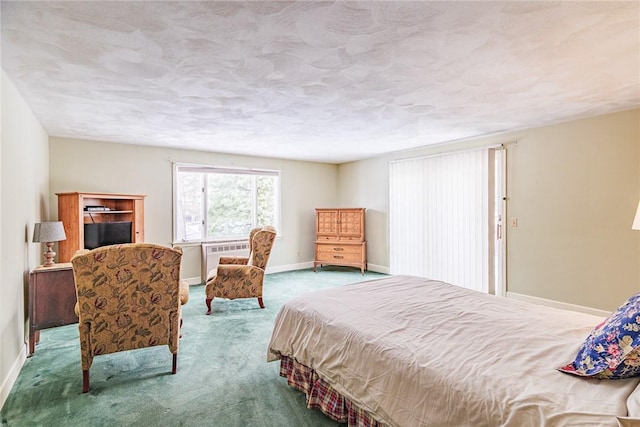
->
[57,192,146,262]
[84,210,134,214]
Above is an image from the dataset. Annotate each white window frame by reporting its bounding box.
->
[173,163,281,243]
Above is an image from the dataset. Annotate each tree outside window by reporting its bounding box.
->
[174,165,280,242]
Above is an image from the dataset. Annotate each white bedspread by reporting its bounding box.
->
[268,275,640,427]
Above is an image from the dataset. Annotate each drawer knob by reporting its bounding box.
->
[333,255,344,259]
[333,247,343,251]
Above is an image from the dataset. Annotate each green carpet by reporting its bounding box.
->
[1,267,386,427]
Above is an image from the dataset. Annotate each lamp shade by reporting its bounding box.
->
[633,201,640,230]
[32,221,67,243]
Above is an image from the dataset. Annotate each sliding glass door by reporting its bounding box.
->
[389,148,505,294]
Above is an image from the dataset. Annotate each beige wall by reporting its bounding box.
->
[48,138,338,281]
[0,71,50,407]
[337,156,390,272]
[338,109,640,311]
[507,111,639,311]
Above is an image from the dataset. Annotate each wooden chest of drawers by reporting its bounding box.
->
[314,208,367,274]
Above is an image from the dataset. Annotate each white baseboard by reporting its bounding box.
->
[199,262,316,281]
[199,261,389,280]
[266,261,314,274]
[506,291,610,317]
[182,276,203,286]
[367,264,390,274]
[266,262,390,275]
[1,343,27,410]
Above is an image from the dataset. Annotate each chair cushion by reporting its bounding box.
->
[179,280,190,305]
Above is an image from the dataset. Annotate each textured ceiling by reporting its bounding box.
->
[1,1,639,164]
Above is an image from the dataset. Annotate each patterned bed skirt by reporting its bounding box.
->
[279,355,385,427]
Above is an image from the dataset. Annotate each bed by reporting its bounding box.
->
[267,275,640,426]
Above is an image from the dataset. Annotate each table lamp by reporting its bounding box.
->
[32,221,67,266]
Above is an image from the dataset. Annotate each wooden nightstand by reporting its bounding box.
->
[28,263,78,356]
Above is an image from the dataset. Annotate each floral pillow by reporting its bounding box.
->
[559,293,640,379]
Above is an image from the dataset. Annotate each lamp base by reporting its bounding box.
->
[42,242,56,267]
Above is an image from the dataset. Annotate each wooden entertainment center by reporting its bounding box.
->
[56,192,146,262]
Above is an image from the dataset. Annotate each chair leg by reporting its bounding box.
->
[172,353,177,374]
[82,370,90,393]
[205,298,213,315]
[258,297,264,309]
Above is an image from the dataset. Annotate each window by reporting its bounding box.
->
[174,164,280,242]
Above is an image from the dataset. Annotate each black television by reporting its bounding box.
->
[84,221,133,250]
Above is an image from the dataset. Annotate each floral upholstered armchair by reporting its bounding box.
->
[205,226,276,315]
[71,243,189,393]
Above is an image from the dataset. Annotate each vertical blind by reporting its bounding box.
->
[389,149,494,293]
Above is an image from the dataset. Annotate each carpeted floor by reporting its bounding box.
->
[1,267,386,427]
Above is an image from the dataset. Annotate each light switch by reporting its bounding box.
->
[511,218,518,227]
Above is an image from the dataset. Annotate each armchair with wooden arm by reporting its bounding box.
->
[205,226,276,314]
